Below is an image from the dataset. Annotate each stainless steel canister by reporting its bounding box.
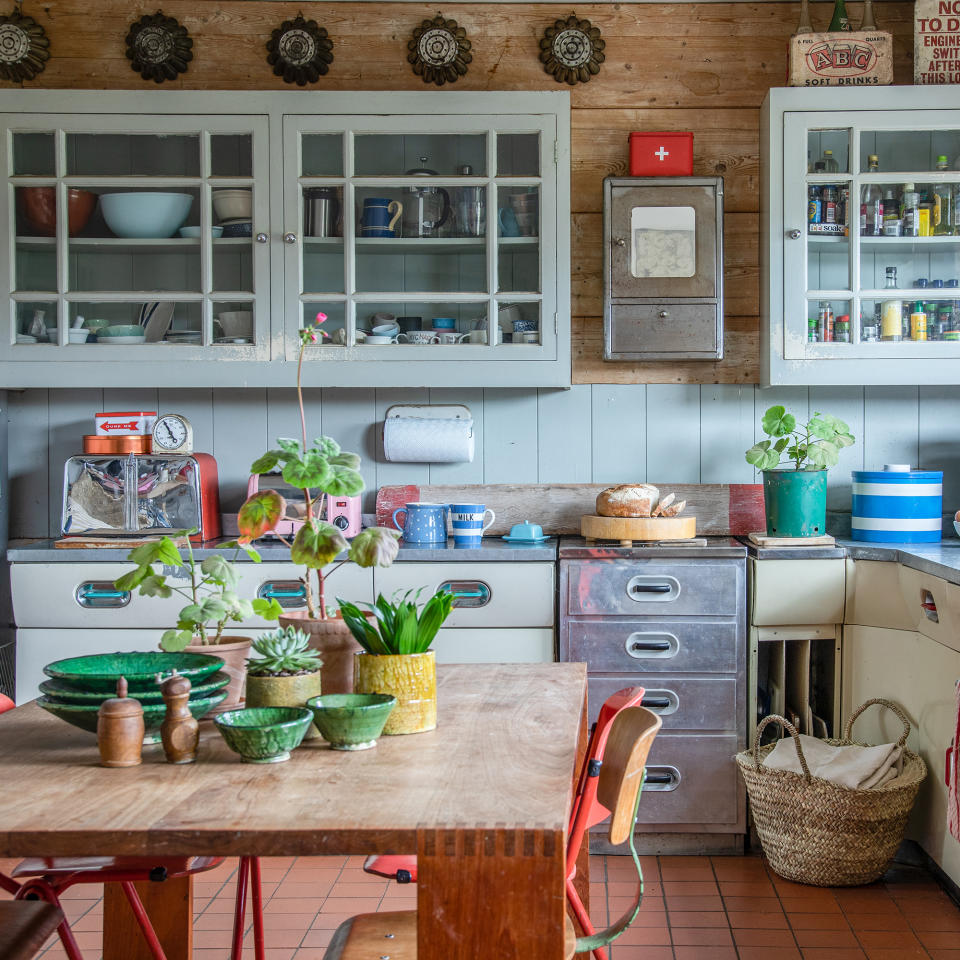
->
[304,187,340,238]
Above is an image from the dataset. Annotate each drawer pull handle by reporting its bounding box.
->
[645,773,673,785]
[625,631,679,660]
[643,765,681,792]
[626,575,680,603]
[631,641,671,652]
[440,580,491,608]
[642,696,671,709]
[75,582,131,609]
[258,581,307,609]
[631,584,671,594]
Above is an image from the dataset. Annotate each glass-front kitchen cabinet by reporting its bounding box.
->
[762,87,960,385]
[0,91,570,388]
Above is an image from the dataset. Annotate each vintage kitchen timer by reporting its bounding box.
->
[151,414,193,454]
[603,176,724,361]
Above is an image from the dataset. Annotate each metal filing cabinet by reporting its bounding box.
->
[559,540,747,855]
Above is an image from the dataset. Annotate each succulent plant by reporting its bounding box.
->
[247,626,323,677]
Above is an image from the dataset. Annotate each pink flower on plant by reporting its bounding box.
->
[315,312,328,325]
[310,331,318,343]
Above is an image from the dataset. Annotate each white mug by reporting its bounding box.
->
[438,331,467,344]
[520,331,539,344]
[398,331,440,344]
[365,334,400,344]
[467,329,502,344]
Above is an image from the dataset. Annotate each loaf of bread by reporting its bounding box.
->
[596,484,659,518]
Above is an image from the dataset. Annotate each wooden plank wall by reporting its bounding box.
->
[5,0,918,384]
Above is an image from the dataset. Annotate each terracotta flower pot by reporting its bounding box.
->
[245,670,324,739]
[184,636,251,714]
[353,651,437,735]
[278,611,372,696]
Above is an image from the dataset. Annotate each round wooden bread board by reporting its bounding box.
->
[581,514,696,544]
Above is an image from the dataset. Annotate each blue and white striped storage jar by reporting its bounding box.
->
[851,466,943,543]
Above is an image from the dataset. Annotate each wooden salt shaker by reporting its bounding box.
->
[97,677,144,767]
[157,670,198,764]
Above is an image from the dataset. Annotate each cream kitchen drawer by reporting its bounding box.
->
[749,558,845,626]
[844,559,915,631]
[563,560,739,617]
[563,618,740,674]
[373,562,555,628]
[14,626,263,704]
[238,563,374,619]
[587,675,738,732]
[433,628,554,664]
[898,566,960,653]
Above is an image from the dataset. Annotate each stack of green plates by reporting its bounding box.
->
[38,652,229,743]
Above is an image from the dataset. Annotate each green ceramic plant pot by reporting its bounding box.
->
[763,469,828,538]
[306,693,397,751]
[213,706,313,763]
[245,670,324,739]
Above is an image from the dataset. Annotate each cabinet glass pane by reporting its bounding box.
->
[497,300,540,344]
[15,301,57,344]
[213,301,254,344]
[13,133,54,176]
[302,301,346,344]
[356,242,485,293]
[859,130,960,175]
[303,239,345,295]
[213,239,254,293]
[860,295,960,343]
[211,134,253,178]
[67,134,200,177]
[70,246,201,293]
[497,133,540,177]
[14,240,56,292]
[498,239,539,294]
[301,134,344,176]
[303,185,343,238]
[807,237,849,292]
[357,302,488,345]
[807,129,849,174]
[856,181,960,240]
[16,187,97,239]
[71,300,201,344]
[448,184,486,238]
[354,136,486,177]
[629,205,695,278]
[806,299,852,344]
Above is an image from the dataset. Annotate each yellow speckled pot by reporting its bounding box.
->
[353,651,436,735]
[245,670,324,739]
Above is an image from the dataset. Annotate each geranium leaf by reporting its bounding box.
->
[324,465,364,497]
[250,450,283,475]
[290,520,347,569]
[237,489,286,541]
[348,527,401,567]
[315,436,341,458]
[282,452,332,490]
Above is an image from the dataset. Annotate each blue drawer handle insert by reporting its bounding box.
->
[75,582,131,609]
[439,581,491,608]
[258,581,307,608]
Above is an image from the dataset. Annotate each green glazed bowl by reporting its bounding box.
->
[37,690,228,744]
[306,693,397,751]
[39,670,231,705]
[214,707,313,763]
[43,652,224,692]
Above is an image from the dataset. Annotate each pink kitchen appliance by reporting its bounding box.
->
[245,473,362,538]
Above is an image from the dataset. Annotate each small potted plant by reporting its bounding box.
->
[745,405,856,538]
[337,588,454,735]
[237,312,401,695]
[114,530,282,710]
[245,625,325,739]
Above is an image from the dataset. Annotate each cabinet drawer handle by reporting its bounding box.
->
[625,631,678,660]
[258,580,307,609]
[626,575,680,603]
[440,580,491,608]
[643,765,680,791]
[75,582,131,609]
[631,640,671,652]
[642,696,671,709]
[631,584,671,594]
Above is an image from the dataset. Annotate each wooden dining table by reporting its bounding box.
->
[0,662,589,960]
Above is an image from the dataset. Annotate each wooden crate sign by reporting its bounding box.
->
[915,0,960,84]
[788,31,893,86]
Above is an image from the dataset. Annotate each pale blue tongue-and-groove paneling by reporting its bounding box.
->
[4,384,959,539]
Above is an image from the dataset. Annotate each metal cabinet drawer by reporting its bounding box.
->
[565,619,740,674]
[588,676,738,732]
[564,560,740,617]
[608,302,720,361]
[633,733,742,828]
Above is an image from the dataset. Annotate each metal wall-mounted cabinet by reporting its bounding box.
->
[762,86,960,385]
[603,177,723,361]
[0,90,571,388]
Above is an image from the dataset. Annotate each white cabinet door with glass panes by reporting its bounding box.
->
[283,110,567,387]
[763,87,960,385]
[0,108,271,384]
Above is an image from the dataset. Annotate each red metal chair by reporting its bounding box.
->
[0,699,264,960]
[363,684,647,959]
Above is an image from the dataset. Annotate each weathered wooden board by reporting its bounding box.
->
[377,482,764,535]
[582,513,697,542]
[747,531,836,546]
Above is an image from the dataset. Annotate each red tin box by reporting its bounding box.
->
[629,132,694,177]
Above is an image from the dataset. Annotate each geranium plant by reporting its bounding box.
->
[745,405,856,472]
[237,312,400,619]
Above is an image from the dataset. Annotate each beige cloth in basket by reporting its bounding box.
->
[764,735,904,789]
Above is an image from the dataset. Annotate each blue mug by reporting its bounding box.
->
[498,207,520,237]
[450,504,496,545]
[392,502,449,543]
[362,197,403,238]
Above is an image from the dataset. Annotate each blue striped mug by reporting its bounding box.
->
[450,503,495,545]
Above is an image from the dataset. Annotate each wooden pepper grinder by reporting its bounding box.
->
[97,676,144,768]
[157,670,199,764]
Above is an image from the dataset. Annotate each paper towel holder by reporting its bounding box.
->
[385,404,472,422]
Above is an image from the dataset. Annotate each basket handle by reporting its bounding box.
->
[752,714,812,781]
[843,698,911,748]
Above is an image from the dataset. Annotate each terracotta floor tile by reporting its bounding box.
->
[608,946,674,960]
[861,950,928,960]
[266,898,326,915]
[845,910,911,931]
[906,911,960,931]
[193,929,234,948]
[717,880,775,897]
[856,930,924,949]
[789,912,853,930]
[664,895,724,912]
[246,928,305,948]
[774,877,834,897]
[733,928,800,947]
[920,931,960,950]
[275,882,335,900]
[738,948,802,960]
[781,895,844,913]
[672,946,737,959]
[608,925,672,946]
[292,951,329,960]
[800,949,867,960]
[794,927,861,948]
[669,927,734,946]
[727,910,790,929]
[261,912,317,930]
[610,879,658,897]
[927,951,960,960]
[665,911,729,927]
[299,928,335,948]
[193,911,238,931]
[722,895,784,913]
[661,880,719,896]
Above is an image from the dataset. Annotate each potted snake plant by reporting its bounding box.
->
[245,626,325,739]
[337,588,454,735]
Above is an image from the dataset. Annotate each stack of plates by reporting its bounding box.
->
[38,651,228,743]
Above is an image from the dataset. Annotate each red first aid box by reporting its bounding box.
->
[629,132,694,177]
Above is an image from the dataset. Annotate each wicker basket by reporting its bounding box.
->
[736,698,927,886]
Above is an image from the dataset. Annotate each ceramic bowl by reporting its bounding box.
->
[98,324,145,338]
[99,192,193,239]
[37,690,228,743]
[179,225,224,239]
[18,187,97,237]
[82,317,110,331]
[216,311,253,339]
[511,317,539,333]
[430,317,456,330]
[212,189,252,222]
[68,328,90,344]
[43,651,225,692]
[214,707,313,763]
[221,220,252,238]
[307,693,397,751]
[38,670,231,705]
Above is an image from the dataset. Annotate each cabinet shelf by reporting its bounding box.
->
[349,237,538,255]
[16,236,252,254]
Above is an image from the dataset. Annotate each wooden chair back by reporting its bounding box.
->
[596,707,662,846]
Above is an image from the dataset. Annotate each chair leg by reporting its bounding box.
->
[565,878,609,960]
[120,881,168,960]
[15,878,86,960]
[248,858,264,960]
[231,856,250,960]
